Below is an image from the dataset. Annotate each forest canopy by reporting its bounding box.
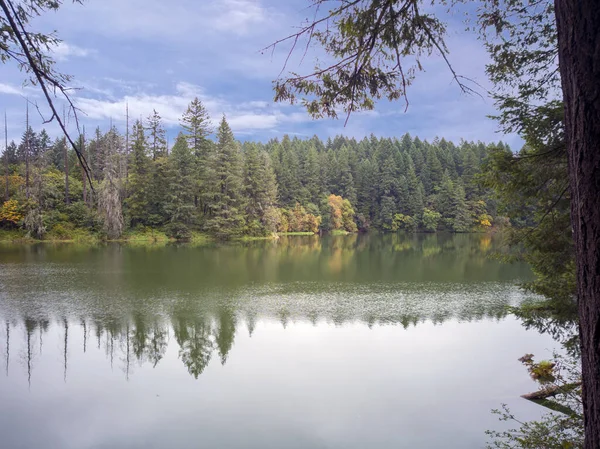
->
[1,98,502,240]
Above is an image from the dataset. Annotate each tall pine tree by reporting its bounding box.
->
[204,116,246,238]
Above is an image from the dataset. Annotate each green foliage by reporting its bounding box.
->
[145,110,167,160]
[127,120,152,227]
[65,201,99,230]
[391,213,416,232]
[486,353,583,449]
[0,228,29,242]
[421,208,441,232]
[24,205,45,239]
[164,221,192,240]
[2,102,496,240]
[203,117,246,238]
[243,142,278,235]
[0,0,78,93]
[167,133,196,228]
[271,0,449,119]
[124,227,171,243]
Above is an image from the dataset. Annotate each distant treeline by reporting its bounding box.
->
[0,98,505,240]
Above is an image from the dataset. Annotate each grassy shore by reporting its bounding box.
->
[0,228,368,245]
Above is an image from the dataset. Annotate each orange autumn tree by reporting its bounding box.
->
[326,195,358,233]
[0,200,24,226]
[278,203,322,233]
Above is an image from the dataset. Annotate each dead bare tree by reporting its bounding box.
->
[0,0,93,190]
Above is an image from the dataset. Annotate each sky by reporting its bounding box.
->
[0,0,521,149]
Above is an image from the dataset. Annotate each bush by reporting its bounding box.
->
[165,222,192,240]
[421,208,441,232]
[245,219,269,237]
[391,213,416,232]
[43,209,70,231]
[0,199,23,226]
[66,201,99,229]
[47,222,75,240]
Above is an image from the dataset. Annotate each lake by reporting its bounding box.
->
[0,233,555,449]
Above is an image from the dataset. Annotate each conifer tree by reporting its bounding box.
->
[145,110,167,161]
[181,98,212,214]
[126,120,151,227]
[166,132,196,236]
[204,116,246,238]
[243,143,278,235]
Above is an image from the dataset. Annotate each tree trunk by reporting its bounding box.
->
[64,138,70,205]
[25,104,30,200]
[555,1,600,447]
[4,112,8,202]
[81,132,87,205]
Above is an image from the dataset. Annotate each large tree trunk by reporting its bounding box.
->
[64,138,70,205]
[555,1,600,447]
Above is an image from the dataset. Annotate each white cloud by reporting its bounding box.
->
[51,0,276,41]
[73,81,311,134]
[0,83,22,96]
[52,42,91,61]
[212,0,270,34]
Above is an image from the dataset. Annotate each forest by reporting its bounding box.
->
[0,98,501,241]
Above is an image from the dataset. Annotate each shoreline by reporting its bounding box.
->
[0,228,495,246]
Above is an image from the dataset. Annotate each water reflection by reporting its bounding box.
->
[0,233,537,385]
[0,235,555,449]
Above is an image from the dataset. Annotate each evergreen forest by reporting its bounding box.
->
[0,98,502,241]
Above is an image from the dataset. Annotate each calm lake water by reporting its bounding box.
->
[0,233,555,449]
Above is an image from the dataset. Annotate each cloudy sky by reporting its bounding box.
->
[1,0,520,148]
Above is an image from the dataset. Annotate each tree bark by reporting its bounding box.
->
[4,112,8,202]
[555,1,600,447]
[64,137,70,205]
[81,132,87,205]
[25,103,30,200]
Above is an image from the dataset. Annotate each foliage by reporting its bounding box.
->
[391,213,416,232]
[0,199,23,225]
[323,194,357,232]
[486,353,583,449]
[269,0,456,121]
[124,227,171,243]
[279,203,322,234]
[421,208,441,232]
[2,105,497,240]
[0,0,79,90]
[24,206,45,238]
[203,117,246,238]
[165,221,192,240]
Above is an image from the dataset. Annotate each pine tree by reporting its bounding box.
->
[299,144,322,205]
[436,170,456,223]
[406,162,424,219]
[338,146,357,207]
[204,116,246,238]
[379,195,396,230]
[181,98,212,157]
[147,156,171,227]
[452,184,471,232]
[274,135,301,206]
[166,132,196,237]
[126,120,151,227]
[145,109,167,161]
[181,98,212,214]
[243,143,278,235]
